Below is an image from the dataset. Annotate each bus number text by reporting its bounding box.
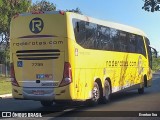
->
[32,63,43,67]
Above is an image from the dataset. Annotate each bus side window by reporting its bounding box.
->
[128,34,136,53]
[110,28,119,51]
[85,22,97,49]
[136,35,146,57]
[119,31,128,52]
[96,25,102,49]
[76,22,80,32]
[73,20,86,46]
[145,37,152,68]
[100,26,111,51]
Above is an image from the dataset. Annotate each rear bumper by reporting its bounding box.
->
[23,87,55,101]
[12,84,73,101]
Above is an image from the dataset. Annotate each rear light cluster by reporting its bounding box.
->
[59,10,65,15]
[10,63,19,87]
[59,62,72,87]
[13,10,65,19]
[13,13,19,19]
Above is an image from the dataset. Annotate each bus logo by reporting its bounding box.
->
[29,17,44,34]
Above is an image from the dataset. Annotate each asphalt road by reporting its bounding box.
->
[0,72,160,120]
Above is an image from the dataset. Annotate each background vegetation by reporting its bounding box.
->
[0,76,11,95]
[152,56,160,71]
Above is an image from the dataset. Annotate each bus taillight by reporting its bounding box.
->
[59,10,65,15]
[59,62,72,87]
[11,63,19,87]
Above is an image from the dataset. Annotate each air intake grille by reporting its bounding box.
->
[16,49,60,60]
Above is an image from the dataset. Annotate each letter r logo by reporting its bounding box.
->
[29,17,44,34]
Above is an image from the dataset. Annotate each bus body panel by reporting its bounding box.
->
[74,43,148,100]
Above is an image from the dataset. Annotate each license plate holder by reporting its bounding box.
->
[32,90,45,95]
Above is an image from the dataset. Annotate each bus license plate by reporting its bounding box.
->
[32,90,44,95]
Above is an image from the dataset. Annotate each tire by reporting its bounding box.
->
[138,87,144,94]
[40,101,53,107]
[138,79,145,94]
[101,80,111,104]
[87,82,100,106]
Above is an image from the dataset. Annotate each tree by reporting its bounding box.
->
[152,56,160,71]
[66,7,82,14]
[0,0,31,45]
[142,0,160,12]
[30,0,56,12]
[0,0,30,76]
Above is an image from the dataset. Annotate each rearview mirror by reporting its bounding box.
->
[150,46,158,58]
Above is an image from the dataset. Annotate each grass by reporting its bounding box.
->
[0,76,12,95]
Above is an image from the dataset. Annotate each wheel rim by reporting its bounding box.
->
[92,86,100,102]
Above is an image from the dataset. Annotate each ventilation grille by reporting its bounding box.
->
[16,49,60,60]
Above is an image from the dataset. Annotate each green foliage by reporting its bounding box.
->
[142,0,160,12]
[0,48,9,64]
[0,0,31,35]
[0,0,2,6]
[152,56,160,71]
[66,7,82,14]
[30,0,56,12]
[0,77,12,95]
[0,1,30,67]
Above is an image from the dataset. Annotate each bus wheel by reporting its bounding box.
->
[40,101,53,107]
[87,82,100,106]
[101,80,111,104]
[138,87,144,94]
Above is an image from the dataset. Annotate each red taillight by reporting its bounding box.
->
[59,10,65,15]
[59,62,72,87]
[10,63,19,87]
[13,13,19,19]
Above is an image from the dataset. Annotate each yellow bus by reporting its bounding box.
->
[10,11,155,106]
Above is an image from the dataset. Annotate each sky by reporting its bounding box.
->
[33,0,160,53]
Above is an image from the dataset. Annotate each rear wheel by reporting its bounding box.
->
[87,82,100,106]
[101,80,111,104]
[138,78,145,94]
[40,101,53,107]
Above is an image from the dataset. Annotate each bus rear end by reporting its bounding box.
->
[10,11,73,105]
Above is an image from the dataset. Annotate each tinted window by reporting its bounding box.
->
[119,31,128,52]
[145,37,152,67]
[73,19,86,47]
[128,34,136,53]
[97,25,113,51]
[72,18,146,56]
[110,28,119,51]
[136,36,146,56]
[85,22,97,49]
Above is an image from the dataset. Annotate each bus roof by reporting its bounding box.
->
[67,12,147,37]
[17,11,147,37]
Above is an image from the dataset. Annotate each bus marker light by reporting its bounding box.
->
[75,48,78,56]
[59,10,65,15]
